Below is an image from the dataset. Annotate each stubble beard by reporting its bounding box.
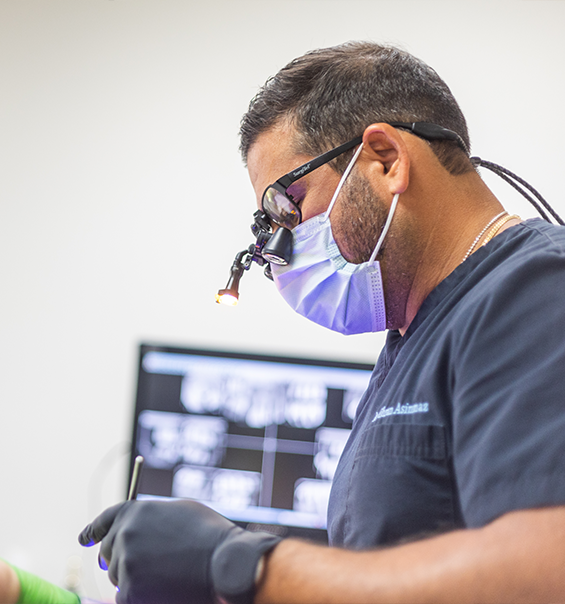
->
[331,172,414,331]
[330,171,387,264]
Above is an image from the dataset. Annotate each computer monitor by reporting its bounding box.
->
[129,343,374,543]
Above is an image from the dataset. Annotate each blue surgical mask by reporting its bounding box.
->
[271,144,400,335]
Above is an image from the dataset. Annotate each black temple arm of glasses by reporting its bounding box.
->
[389,122,469,153]
[278,135,363,189]
[277,122,467,190]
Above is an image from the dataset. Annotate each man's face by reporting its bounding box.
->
[246,122,385,264]
[247,122,418,331]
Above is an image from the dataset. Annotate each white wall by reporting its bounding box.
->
[0,0,563,600]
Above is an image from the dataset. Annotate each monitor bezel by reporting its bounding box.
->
[128,342,375,544]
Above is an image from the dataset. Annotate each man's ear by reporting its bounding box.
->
[360,123,410,195]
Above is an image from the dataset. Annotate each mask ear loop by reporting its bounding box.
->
[369,193,400,263]
[325,144,365,219]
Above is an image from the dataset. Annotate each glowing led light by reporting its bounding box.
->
[215,292,238,306]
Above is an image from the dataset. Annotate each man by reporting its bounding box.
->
[80,42,565,603]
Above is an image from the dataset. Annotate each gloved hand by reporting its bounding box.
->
[78,499,281,604]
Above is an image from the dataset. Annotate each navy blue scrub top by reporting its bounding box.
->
[328,219,565,549]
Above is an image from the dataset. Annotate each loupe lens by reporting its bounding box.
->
[262,187,301,229]
[262,227,293,266]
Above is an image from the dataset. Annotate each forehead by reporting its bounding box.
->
[246,123,312,201]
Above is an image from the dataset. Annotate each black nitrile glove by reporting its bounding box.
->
[78,499,281,604]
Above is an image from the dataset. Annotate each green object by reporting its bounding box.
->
[2,560,80,604]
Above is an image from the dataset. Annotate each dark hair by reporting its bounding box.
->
[240,42,473,175]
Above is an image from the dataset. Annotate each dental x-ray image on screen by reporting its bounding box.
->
[130,344,374,542]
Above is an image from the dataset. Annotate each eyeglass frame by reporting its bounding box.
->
[261,121,466,229]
